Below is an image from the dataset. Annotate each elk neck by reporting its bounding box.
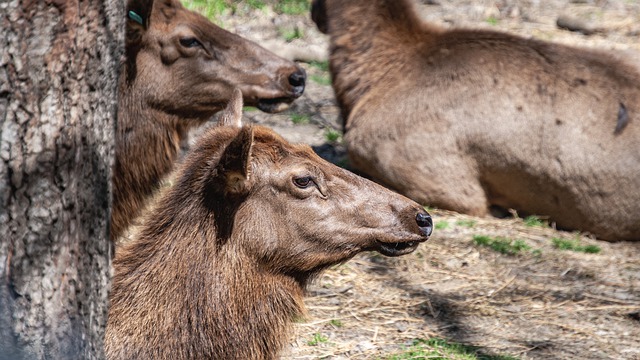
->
[112,71,196,240]
[112,176,307,358]
[326,0,440,125]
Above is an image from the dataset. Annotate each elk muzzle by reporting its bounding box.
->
[255,66,307,113]
[373,209,432,257]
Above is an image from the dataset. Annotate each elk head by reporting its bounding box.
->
[170,90,434,280]
[125,0,306,116]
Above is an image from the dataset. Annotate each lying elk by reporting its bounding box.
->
[112,0,306,240]
[312,0,640,241]
[104,89,433,359]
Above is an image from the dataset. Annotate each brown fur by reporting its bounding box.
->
[104,91,432,359]
[112,0,306,240]
[312,0,640,241]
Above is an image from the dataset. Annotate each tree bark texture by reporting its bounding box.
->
[0,1,123,358]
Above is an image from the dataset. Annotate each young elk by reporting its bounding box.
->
[113,0,307,240]
[312,0,640,241]
[104,90,433,360]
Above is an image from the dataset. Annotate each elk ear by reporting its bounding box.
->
[215,126,254,196]
[218,89,244,128]
[311,0,328,34]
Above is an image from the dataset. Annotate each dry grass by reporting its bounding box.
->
[287,211,640,359]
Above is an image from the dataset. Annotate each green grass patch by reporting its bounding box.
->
[309,60,331,84]
[329,319,343,328]
[243,106,258,112]
[456,219,477,228]
[435,221,450,230]
[531,248,543,257]
[182,0,229,20]
[245,0,266,9]
[486,16,499,26]
[309,60,330,72]
[523,215,546,227]
[290,113,310,124]
[307,332,328,346]
[434,218,476,229]
[552,237,601,254]
[274,0,310,14]
[310,73,331,85]
[473,235,533,256]
[279,26,304,42]
[324,128,342,143]
[387,338,519,360]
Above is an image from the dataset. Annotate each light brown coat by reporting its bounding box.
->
[313,0,640,240]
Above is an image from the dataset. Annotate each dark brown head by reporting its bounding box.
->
[162,90,433,280]
[124,0,306,116]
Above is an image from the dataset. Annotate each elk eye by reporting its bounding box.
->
[179,37,202,48]
[293,176,313,189]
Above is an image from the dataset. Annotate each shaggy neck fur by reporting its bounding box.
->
[106,134,307,360]
[325,0,439,125]
[112,67,205,240]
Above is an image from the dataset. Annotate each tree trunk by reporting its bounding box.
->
[0,1,123,358]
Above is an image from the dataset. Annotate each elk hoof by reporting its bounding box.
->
[416,212,433,237]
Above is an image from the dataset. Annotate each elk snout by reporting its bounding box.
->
[416,212,433,237]
[288,68,306,97]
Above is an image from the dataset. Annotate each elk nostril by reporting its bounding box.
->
[288,70,306,86]
[416,212,433,237]
[288,70,306,95]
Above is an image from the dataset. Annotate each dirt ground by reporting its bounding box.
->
[209,1,640,359]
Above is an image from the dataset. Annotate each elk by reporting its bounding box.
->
[104,89,433,359]
[112,0,307,240]
[312,0,640,241]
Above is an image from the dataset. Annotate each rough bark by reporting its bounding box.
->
[0,0,123,358]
